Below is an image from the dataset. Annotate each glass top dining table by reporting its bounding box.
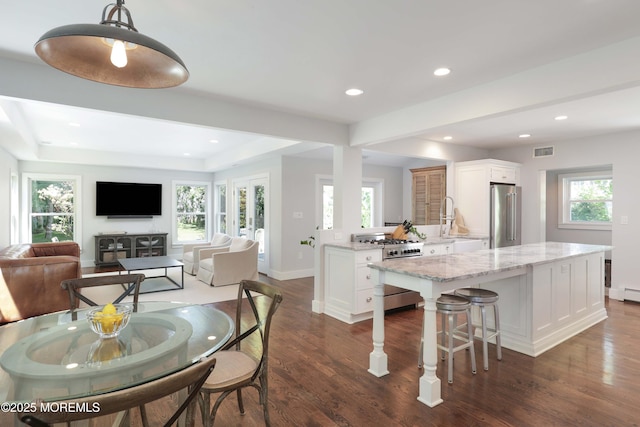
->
[0,302,234,404]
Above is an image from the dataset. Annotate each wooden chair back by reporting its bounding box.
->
[225,279,283,374]
[60,274,145,319]
[21,356,217,426]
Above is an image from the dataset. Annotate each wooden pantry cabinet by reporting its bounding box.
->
[94,232,168,266]
[411,166,446,225]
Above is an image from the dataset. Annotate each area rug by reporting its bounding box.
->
[81,268,241,305]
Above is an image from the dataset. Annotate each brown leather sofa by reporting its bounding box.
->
[0,241,82,324]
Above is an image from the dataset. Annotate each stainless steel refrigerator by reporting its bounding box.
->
[490,184,521,248]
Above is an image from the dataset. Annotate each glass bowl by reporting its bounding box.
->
[86,304,132,339]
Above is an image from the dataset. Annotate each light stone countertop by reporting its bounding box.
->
[368,242,612,282]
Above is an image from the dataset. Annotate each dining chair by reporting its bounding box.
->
[60,273,145,319]
[198,279,283,427]
[19,355,217,427]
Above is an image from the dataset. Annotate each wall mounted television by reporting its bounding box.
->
[96,181,162,218]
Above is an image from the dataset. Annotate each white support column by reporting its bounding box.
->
[333,145,362,232]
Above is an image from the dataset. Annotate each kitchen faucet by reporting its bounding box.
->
[439,196,455,237]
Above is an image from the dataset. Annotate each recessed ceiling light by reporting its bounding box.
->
[433,68,451,77]
[183,153,191,156]
[443,136,453,141]
[209,139,219,144]
[554,115,568,121]
[68,122,80,127]
[519,134,531,138]
[345,88,364,96]
[69,142,78,146]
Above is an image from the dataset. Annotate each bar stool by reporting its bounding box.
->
[418,294,477,383]
[454,287,502,371]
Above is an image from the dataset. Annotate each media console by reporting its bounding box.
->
[94,232,168,266]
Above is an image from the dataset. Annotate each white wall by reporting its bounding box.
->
[0,147,18,248]
[19,161,214,266]
[490,129,640,301]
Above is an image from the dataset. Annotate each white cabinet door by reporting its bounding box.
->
[324,246,382,323]
[452,239,483,253]
[423,244,447,256]
[490,166,517,184]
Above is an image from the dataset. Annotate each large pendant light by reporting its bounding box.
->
[35,0,188,88]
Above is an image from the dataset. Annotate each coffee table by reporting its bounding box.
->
[119,256,184,293]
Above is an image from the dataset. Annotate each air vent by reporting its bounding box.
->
[533,146,554,158]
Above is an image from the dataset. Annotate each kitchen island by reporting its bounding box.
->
[367,242,610,407]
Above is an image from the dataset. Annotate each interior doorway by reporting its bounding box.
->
[233,175,268,275]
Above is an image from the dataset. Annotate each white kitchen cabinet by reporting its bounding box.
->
[451,239,484,253]
[422,243,451,256]
[324,246,382,324]
[454,159,521,236]
[476,251,605,356]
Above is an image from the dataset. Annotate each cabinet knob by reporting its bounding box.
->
[430,249,435,254]
[366,256,372,261]
[366,274,371,280]
[366,297,372,302]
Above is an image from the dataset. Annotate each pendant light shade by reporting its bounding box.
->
[34,1,188,88]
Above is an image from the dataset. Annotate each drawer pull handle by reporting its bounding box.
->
[366,297,372,302]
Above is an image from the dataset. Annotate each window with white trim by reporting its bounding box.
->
[173,181,210,243]
[214,181,227,234]
[319,177,383,229]
[23,173,81,243]
[558,171,612,230]
[10,172,18,244]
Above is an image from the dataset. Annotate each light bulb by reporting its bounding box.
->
[110,40,128,68]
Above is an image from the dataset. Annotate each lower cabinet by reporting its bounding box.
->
[475,252,606,356]
[324,247,382,324]
[423,243,451,256]
[95,233,168,266]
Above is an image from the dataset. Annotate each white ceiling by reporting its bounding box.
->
[1,0,640,171]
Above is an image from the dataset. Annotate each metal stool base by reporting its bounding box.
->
[418,294,477,384]
[454,287,502,371]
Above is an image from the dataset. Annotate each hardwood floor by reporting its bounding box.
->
[7,274,640,426]
[136,275,640,427]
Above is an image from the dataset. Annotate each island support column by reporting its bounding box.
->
[368,270,445,407]
[418,295,443,407]
[368,277,389,376]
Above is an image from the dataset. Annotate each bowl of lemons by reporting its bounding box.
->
[87,303,132,339]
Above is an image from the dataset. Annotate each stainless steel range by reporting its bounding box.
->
[352,232,424,259]
[352,233,423,311]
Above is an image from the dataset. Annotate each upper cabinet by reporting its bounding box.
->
[454,159,521,235]
[411,166,446,225]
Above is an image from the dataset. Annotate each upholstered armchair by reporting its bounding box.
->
[0,242,82,324]
[182,233,232,275]
[195,238,259,286]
